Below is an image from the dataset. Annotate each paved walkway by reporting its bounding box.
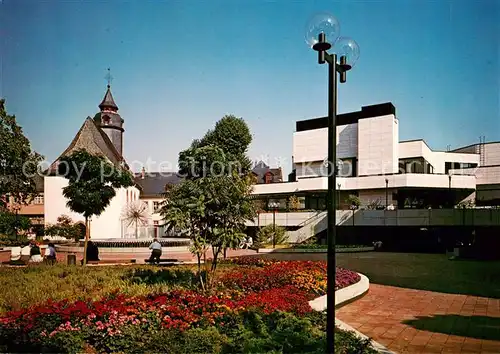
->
[1,248,259,265]
[336,284,500,354]
[54,248,258,263]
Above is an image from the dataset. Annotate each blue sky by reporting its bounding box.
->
[2,0,499,175]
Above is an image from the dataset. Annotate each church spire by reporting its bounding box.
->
[99,68,118,112]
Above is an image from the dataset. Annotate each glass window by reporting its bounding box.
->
[33,195,44,204]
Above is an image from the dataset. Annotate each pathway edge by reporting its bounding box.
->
[308,273,396,354]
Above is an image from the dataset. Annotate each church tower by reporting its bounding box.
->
[93,83,124,156]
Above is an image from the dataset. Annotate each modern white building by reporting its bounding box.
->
[252,102,500,210]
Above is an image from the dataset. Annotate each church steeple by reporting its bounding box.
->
[98,85,118,112]
[93,68,124,157]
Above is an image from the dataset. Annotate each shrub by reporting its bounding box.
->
[0,211,31,237]
[257,224,288,246]
[288,195,301,211]
[44,215,82,242]
[0,234,31,247]
[346,195,361,209]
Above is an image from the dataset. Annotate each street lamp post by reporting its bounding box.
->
[268,201,280,248]
[337,183,341,210]
[14,208,19,241]
[449,174,452,207]
[306,13,359,354]
[385,178,389,208]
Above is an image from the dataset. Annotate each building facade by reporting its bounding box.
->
[20,98,500,238]
[252,102,498,211]
[43,85,141,239]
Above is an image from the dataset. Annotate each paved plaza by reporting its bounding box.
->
[337,284,500,354]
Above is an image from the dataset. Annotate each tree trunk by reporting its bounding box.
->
[223,247,227,259]
[196,252,205,292]
[82,217,89,266]
[135,221,138,239]
[203,249,210,288]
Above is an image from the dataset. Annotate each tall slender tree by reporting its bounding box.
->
[162,115,256,289]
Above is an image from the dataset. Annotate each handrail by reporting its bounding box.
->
[295,210,326,228]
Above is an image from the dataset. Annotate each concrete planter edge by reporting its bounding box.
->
[308,273,395,354]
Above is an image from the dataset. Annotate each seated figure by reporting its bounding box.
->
[81,241,100,264]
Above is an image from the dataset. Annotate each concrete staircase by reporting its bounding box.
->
[287,210,354,243]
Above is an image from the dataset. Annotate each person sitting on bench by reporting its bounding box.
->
[81,241,100,264]
[148,238,162,264]
[29,241,43,263]
[44,243,57,265]
[240,236,253,249]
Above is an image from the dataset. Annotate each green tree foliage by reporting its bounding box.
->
[45,215,82,242]
[162,115,255,290]
[346,194,361,209]
[182,115,253,174]
[256,224,289,247]
[0,211,32,236]
[58,149,134,264]
[288,195,301,211]
[0,99,43,208]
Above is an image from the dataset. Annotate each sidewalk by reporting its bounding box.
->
[336,284,500,353]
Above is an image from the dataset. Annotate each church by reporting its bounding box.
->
[43,84,143,239]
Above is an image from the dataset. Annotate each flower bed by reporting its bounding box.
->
[0,260,372,353]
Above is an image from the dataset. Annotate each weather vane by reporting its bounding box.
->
[105,68,113,88]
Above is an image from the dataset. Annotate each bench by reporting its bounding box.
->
[144,258,180,264]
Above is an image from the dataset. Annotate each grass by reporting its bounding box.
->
[249,252,500,299]
[337,252,500,299]
[0,264,206,313]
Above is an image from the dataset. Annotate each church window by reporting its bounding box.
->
[102,115,111,125]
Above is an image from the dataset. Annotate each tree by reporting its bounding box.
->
[191,115,252,173]
[0,211,31,236]
[0,99,43,208]
[121,201,151,238]
[288,195,301,211]
[201,173,254,269]
[162,179,209,289]
[256,224,288,247]
[58,149,134,265]
[346,194,361,227]
[162,115,256,290]
[45,215,82,242]
[346,194,361,209]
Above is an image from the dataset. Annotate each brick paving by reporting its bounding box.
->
[336,284,500,354]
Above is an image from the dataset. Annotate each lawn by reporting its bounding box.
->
[0,259,375,353]
[250,252,500,299]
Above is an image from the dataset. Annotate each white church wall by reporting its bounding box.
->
[44,176,140,239]
[44,176,85,226]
